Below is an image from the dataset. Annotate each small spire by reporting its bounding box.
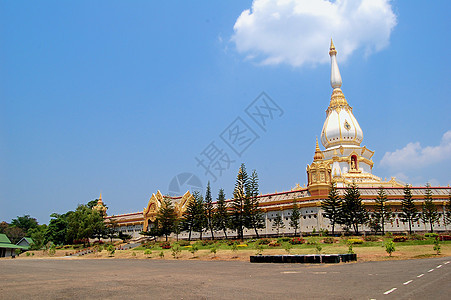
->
[313,137,324,161]
[98,193,103,204]
[329,39,342,89]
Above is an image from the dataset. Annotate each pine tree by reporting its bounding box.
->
[420,183,439,233]
[289,200,301,236]
[214,188,229,239]
[340,182,367,235]
[204,181,215,240]
[373,187,392,235]
[272,212,285,237]
[400,184,419,235]
[230,164,248,240]
[156,197,177,241]
[194,192,206,240]
[183,191,201,241]
[321,182,342,235]
[245,170,265,238]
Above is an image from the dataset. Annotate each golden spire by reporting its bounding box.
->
[98,192,103,204]
[313,137,324,161]
[329,38,337,56]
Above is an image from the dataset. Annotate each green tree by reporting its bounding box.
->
[400,184,419,235]
[11,215,38,233]
[66,205,105,245]
[230,164,248,240]
[321,182,342,235]
[340,182,367,235]
[445,189,451,226]
[183,192,198,241]
[0,221,8,233]
[272,212,285,236]
[4,226,25,244]
[204,181,215,240]
[214,188,229,239]
[182,191,205,240]
[420,184,439,233]
[45,213,69,245]
[27,224,47,250]
[244,170,265,238]
[289,200,301,236]
[155,197,178,241]
[373,187,392,235]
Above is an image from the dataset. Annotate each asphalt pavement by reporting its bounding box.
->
[0,256,449,299]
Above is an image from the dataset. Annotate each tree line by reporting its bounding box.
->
[0,200,123,249]
[145,163,268,241]
[322,182,451,235]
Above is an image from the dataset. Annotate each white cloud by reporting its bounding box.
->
[380,130,451,170]
[232,0,397,67]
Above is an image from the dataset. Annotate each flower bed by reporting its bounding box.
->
[159,242,171,249]
[289,237,305,245]
[393,236,408,242]
[347,238,363,244]
[268,240,281,247]
[439,235,451,241]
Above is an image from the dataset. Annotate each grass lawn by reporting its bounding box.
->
[14,235,450,262]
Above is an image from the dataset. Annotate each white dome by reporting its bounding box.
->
[321,104,363,149]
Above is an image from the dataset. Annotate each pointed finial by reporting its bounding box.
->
[329,38,337,56]
[329,39,342,89]
[313,137,324,161]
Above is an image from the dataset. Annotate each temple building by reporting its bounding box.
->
[105,41,450,239]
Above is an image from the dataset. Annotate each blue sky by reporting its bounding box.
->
[1,0,450,224]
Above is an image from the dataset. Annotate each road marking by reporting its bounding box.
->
[403,280,413,285]
[417,274,424,278]
[445,261,450,264]
[281,271,299,274]
[428,269,434,272]
[436,265,442,269]
[384,288,397,295]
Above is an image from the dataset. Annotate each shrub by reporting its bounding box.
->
[210,247,217,257]
[433,239,441,255]
[257,239,271,245]
[315,243,322,254]
[178,240,190,246]
[172,245,181,259]
[107,245,115,257]
[189,244,198,257]
[363,236,379,242]
[144,249,152,258]
[393,236,408,242]
[284,243,293,254]
[323,237,335,244]
[289,237,305,245]
[48,244,56,256]
[159,251,164,259]
[347,239,363,244]
[277,237,291,243]
[255,244,263,255]
[227,240,239,246]
[268,240,281,247]
[131,252,136,257]
[160,242,171,249]
[201,240,215,246]
[439,235,451,241]
[425,233,438,238]
[385,240,395,256]
[26,252,30,256]
[409,234,425,241]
